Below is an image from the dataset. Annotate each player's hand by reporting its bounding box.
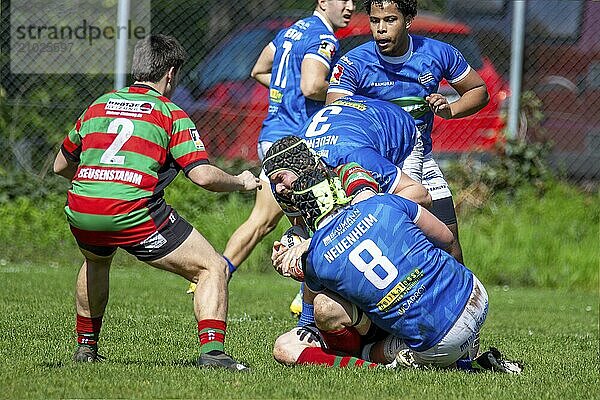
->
[280,238,310,281]
[425,93,453,119]
[271,241,289,276]
[237,170,262,191]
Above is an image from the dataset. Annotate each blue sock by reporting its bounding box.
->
[456,358,476,372]
[224,256,237,276]
[297,300,315,327]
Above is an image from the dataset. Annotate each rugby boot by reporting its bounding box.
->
[73,345,105,363]
[472,347,523,374]
[197,351,249,372]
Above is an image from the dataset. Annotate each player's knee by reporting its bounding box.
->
[313,295,346,331]
[190,255,228,282]
[273,332,300,366]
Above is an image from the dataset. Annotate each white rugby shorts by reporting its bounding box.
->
[257,141,273,182]
[401,136,452,201]
[411,275,488,367]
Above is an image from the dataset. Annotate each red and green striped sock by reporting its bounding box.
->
[76,314,103,349]
[297,347,378,368]
[198,319,226,354]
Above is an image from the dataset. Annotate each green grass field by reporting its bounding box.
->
[0,177,598,398]
[0,261,597,399]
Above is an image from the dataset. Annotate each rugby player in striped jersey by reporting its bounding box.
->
[53,34,260,371]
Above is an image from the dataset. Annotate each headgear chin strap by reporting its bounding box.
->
[292,169,352,230]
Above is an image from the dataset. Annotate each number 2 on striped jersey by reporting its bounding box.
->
[100,118,134,165]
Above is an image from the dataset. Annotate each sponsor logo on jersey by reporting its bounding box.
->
[323,214,378,263]
[284,28,303,41]
[377,268,424,311]
[329,64,344,84]
[270,88,283,103]
[77,167,143,185]
[323,208,362,246]
[188,128,205,150]
[141,231,167,250]
[315,149,329,158]
[370,81,395,87]
[398,284,427,316]
[318,40,336,61]
[105,99,155,114]
[340,55,353,66]
[140,102,153,113]
[418,71,435,86]
[331,98,367,111]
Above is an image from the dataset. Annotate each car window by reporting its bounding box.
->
[339,33,483,70]
[446,0,584,43]
[432,33,483,70]
[526,0,584,41]
[193,28,277,92]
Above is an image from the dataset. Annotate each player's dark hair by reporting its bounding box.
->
[131,34,187,83]
[363,0,417,18]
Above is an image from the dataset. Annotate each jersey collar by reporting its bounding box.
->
[313,11,335,34]
[129,83,162,96]
[377,34,413,64]
[315,207,344,231]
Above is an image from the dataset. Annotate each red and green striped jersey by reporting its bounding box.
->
[61,84,209,246]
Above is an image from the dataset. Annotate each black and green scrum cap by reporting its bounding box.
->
[262,136,320,178]
[291,169,351,230]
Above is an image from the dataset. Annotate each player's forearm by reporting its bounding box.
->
[398,185,431,208]
[415,207,454,251]
[449,86,489,119]
[53,151,78,180]
[253,72,271,88]
[188,164,248,192]
[251,45,274,88]
[300,59,330,101]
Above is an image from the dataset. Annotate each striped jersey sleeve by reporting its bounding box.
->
[165,101,209,174]
[61,113,84,162]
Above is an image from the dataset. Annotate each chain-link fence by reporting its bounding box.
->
[1,0,598,182]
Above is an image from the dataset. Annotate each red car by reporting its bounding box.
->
[445,0,600,179]
[174,12,509,161]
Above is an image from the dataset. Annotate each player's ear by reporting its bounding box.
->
[166,66,176,83]
[405,16,413,30]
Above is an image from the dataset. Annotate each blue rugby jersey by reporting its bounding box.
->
[299,95,417,193]
[327,35,470,155]
[259,12,340,144]
[304,194,473,351]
